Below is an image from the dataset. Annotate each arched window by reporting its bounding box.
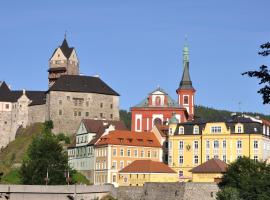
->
[183,96,189,104]
[156,96,161,106]
[154,118,162,125]
[136,118,141,131]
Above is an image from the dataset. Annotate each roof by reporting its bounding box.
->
[119,160,176,173]
[155,125,169,137]
[48,67,67,73]
[190,159,228,173]
[0,82,45,105]
[95,130,162,148]
[60,39,74,58]
[48,75,120,96]
[178,62,194,90]
[68,120,127,148]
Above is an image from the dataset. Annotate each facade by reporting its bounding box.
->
[131,42,195,132]
[0,82,45,148]
[190,158,228,183]
[67,119,126,183]
[94,130,163,186]
[118,160,177,186]
[168,114,270,181]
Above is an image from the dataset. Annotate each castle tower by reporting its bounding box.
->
[48,38,79,87]
[176,40,195,119]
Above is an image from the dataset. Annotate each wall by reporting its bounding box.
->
[28,104,46,125]
[192,173,223,183]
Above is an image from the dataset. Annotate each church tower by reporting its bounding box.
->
[176,40,196,119]
[48,38,79,87]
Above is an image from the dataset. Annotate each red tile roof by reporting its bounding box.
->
[155,125,169,137]
[119,160,176,173]
[190,159,228,173]
[95,130,162,148]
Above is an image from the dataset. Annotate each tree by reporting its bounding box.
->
[216,187,242,200]
[242,42,270,104]
[218,157,270,200]
[119,110,131,130]
[20,121,74,185]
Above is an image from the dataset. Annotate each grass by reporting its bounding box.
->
[72,171,91,185]
[1,168,21,184]
[0,123,43,182]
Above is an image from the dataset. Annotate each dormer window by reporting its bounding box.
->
[211,126,222,133]
[193,126,199,134]
[156,96,161,106]
[235,124,243,133]
[179,127,184,134]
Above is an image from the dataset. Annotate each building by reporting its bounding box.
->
[0,82,45,148]
[130,42,195,132]
[190,158,228,183]
[67,119,126,183]
[94,130,163,186]
[118,160,177,186]
[168,114,270,181]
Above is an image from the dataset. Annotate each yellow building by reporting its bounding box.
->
[190,158,228,183]
[94,130,163,186]
[118,160,177,186]
[168,114,270,181]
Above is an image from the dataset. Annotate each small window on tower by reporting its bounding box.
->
[183,96,189,104]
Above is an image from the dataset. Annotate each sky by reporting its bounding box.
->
[0,1,270,114]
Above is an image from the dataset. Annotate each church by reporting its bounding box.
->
[131,42,196,132]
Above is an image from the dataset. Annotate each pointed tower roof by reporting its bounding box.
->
[60,38,74,58]
[178,41,194,90]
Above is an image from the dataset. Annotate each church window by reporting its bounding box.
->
[183,96,189,104]
[154,118,162,125]
[59,110,62,115]
[155,96,161,106]
[136,118,141,131]
[85,112,89,117]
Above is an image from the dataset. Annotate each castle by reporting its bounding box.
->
[0,38,120,148]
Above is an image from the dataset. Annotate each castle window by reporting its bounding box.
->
[100,103,103,108]
[100,113,103,118]
[78,111,81,116]
[74,111,77,116]
[179,127,184,134]
[85,112,89,117]
[254,155,258,162]
[183,96,189,104]
[55,60,61,64]
[206,141,210,149]
[127,149,131,157]
[120,149,124,157]
[206,155,210,161]
[136,118,141,131]
[59,110,62,115]
[222,155,226,162]
[110,114,113,119]
[110,104,113,109]
[113,148,117,156]
[141,150,144,157]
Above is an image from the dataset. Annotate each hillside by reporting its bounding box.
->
[0,123,43,183]
[120,106,270,129]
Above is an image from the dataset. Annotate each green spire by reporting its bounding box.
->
[183,36,189,66]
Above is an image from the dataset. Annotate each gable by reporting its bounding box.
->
[50,48,67,61]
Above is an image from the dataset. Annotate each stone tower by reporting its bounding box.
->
[176,40,196,119]
[48,38,79,87]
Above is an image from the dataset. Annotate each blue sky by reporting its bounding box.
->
[0,1,270,114]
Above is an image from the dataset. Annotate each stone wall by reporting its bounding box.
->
[47,91,120,135]
[0,110,12,148]
[28,104,46,125]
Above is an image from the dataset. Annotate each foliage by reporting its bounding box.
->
[216,187,242,200]
[1,169,21,184]
[72,171,90,185]
[218,157,270,200]
[20,121,75,185]
[57,133,71,144]
[100,195,118,200]
[242,42,270,104]
[120,110,131,130]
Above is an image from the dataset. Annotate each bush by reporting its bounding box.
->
[216,187,242,200]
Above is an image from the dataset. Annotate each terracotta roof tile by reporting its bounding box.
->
[96,130,162,148]
[190,159,228,173]
[119,160,176,173]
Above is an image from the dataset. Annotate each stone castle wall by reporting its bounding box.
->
[28,104,46,125]
[47,91,120,135]
[0,110,12,148]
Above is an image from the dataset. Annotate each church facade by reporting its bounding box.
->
[131,43,195,132]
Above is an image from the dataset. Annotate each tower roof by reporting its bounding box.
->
[60,38,74,58]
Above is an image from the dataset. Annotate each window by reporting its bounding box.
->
[168,141,172,150]
[134,149,138,157]
[179,127,184,134]
[179,141,184,150]
[152,150,157,158]
[169,128,173,135]
[222,155,226,162]
[100,103,103,108]
[112,175,116,182]
[222,140,226,149]
[214,140,219,149]
[85,112,89,117]
[5,104,9,109]
[113,148,117,156]
[59,100,62,105]
[127,149,131,157]
[206,141,210,149]
[147,151,151,158]
[178,171,183,178]
[254,141,258,149]
[237,140,242,149]
[254,155,258,162]
[74,111,77,116]
[183,96,189,104]
[110,104,113,109]
[120,149,124,157]
[211,126,222,133]
[141,150,144,157]
[206,155,210,161]
[214,155,219,159]
[194,141,199,149]
[110,114,113,119]
[120,161,124,169]
[194,155,199,164]
[179,155,183,164]
[155,96,161,106]
[237,126,242,133]
[112,161,117,169]
[193,126,199,134]
[78,111,81,116]
[100,113,103,118]
[59,110,62,115]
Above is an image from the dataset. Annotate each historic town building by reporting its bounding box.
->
[168,113,270,181]
[67,119,126,183]
[131,43,195,132]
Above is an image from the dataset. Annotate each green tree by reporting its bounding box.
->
[242,42,270,104]
[216,187,242,200]
[20,121,74,185]
[219,157,270,200]
[119,110,131,130]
